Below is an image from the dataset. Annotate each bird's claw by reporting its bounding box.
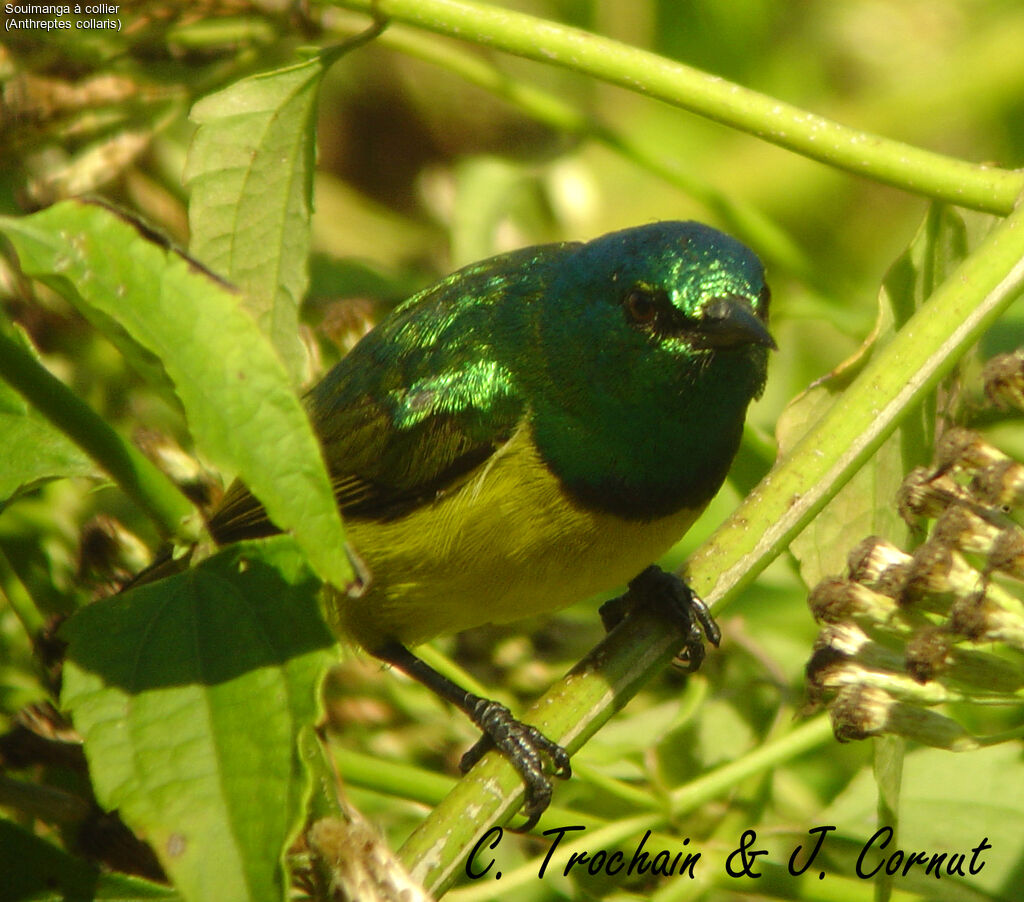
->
[600,565,720,673]
[460,699,571,833]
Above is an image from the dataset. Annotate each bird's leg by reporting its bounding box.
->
[373,641,571,831]
[599,565,721,672]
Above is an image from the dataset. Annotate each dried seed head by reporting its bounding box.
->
[806,622,864,659]
[948,595,989,643]
[874,569,910,600]
[847,536,912,587]
[969,459,1024,510]
[829,685,977,749]
[805,361,1024,754]
[905,542,981,601]
[809,578,854,624]
[983,349,1024,412]
[805,643,849,707]
[989,529,1024,580]
[896,467,967,523]
[935,427,1008,473]
[931,506,1001,555]
[904,627,951,683]
[809,578,898,625]
[813,624,910,678]
[949,590,1024,649]
[813,622,871,658]
[829,685,891,741]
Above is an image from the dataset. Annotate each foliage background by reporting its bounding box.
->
[2,1,1024,900]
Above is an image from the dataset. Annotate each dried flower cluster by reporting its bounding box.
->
[806,350,1024,749]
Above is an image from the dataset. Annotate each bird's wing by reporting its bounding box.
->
[208,243,574,544]
[209,390,518,543]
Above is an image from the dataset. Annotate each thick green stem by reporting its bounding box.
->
[326,0,1023,213]
[0,331,200,543]
[442,716,833,902]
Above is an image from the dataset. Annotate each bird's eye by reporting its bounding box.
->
[624,288,659,326]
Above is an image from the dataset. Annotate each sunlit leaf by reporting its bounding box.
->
[61,536,336,902]
[0,200,350,587]
[811,743,1024,901]
[0,327,94,508]
[186,54,333,385]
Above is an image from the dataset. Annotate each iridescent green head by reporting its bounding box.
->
[524,221,774,519]
[540,221,771,387]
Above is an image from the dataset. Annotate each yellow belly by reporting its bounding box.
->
[328,425,704,651]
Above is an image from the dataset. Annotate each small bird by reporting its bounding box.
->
[209,220,774,827]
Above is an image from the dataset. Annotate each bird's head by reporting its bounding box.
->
[537,221,774,408]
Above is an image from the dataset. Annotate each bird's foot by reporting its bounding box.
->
[599,565,721,672]
[460,699,571,833]
[372,642,570,832]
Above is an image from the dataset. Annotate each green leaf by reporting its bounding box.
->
[777,371,909,588]
[0,327,94,508]
[0,407,95,507]
[185,54,333,385]
[60,536,337,902]
[0,200,350,588]
[0,816,180,901]
[814,743,1024,901]
[778,205,980,588]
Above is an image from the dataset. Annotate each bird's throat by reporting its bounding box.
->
[532,360,758,521]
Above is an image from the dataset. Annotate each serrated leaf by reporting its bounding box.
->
[0,816,180,901]
[779,205,980,587]
[0,329,94,506]
[185,55,331,385]
[61,536,336,902]
[0,200,350,588]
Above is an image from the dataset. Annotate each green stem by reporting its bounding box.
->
[0,774,91,825]
[0,544,45,638]
[398,594,690,891]
[332,715,831,899]
[667,714,834,817]
[327,0,1023,213]
[0,330,200,543]
[873,736,904,902]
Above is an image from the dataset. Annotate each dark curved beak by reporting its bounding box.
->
[694,295,776,350]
